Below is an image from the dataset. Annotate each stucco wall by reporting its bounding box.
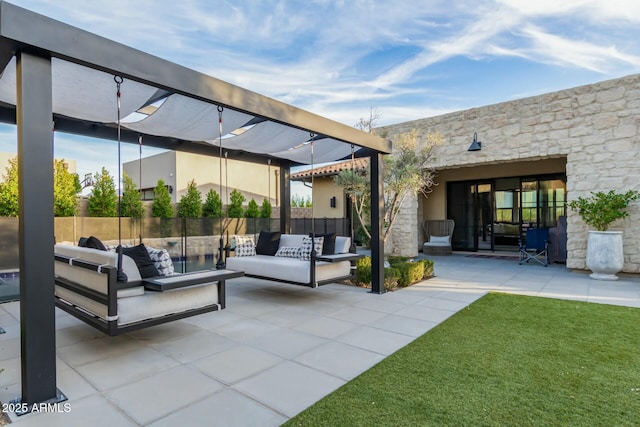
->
[380,73,640,272]
[312,177,346,218]
[124,151,280,206]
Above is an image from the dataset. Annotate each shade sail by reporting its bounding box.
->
[214,121,311,153]
[0,56,369,165]
[0,57,157,123]
[0,1,390,166]
[123,94,254,141]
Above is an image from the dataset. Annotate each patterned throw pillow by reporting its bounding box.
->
[146,247,175,276]
[299,236,324,261]
[235,235,256,257]
[275,246,301,258]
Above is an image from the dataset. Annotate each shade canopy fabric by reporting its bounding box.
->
[0,54,383,165]
[0,56,157,123]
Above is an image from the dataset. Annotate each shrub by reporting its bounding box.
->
[176,179,202,218]
[388,256,410,266]
[417,259,435,279]
[260,198,272,218]
[384,267,400,291]
[355,256,372,286]
[202,189,222,218]
[397,262,425,287]
[88,167,118,217]
[245,198,260,218]
[228,189,245,218]
[568,190,640,231]
[354,256,433,289]
[151,179,174,218]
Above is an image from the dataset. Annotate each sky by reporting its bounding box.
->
[1,0,640,197]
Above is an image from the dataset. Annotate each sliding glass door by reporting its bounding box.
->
[446,174,566,252]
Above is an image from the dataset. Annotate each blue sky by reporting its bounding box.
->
[1,0,640,197]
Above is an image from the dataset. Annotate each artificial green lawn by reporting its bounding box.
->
[285,293,640,426]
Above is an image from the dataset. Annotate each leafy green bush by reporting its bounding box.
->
[388,256,410,266]
[202,189,222,218]
[568,190,640,231]
[384,267,400,291]
[417,259,435,279]
[355,256,372,286]
[245,198,260,218]
[228,189,246,218]
[260,198,272,218]
[354,256,433,289]
[177,179,202,218]
[397,262,425,287]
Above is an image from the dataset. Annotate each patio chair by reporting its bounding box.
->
[518,228,549,267]
[422,219,455,255]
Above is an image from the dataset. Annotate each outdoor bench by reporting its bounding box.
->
[54,244,242,336]
[226,233,361,288]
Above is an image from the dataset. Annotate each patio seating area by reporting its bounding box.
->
[1,255,638,426]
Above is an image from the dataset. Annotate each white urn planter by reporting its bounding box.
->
[586,231,624,281]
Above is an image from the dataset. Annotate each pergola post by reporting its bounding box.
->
[280,161,291,234]
[370,153,385,294]
[16,51,64,408]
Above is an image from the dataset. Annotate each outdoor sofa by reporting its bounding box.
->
[226,232,360,288]
[54,241,240,336]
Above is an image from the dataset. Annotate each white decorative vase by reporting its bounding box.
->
[586,231,624,280]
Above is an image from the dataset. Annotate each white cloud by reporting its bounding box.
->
[5,0,640,144]
[518,25,640,73]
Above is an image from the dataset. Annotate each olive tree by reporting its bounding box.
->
[335,125,440,243]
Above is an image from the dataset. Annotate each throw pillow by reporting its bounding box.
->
[122,243,160,279]
[84,236,107,251]
[275,246,301,258]
[316,233,336,255]
[256,231,281,256]
[234,235,256,257]
[146,247,175,276]
[299,236,324,261]
[77,237,88,247]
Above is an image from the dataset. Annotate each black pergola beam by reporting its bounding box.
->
[16,51,63,406]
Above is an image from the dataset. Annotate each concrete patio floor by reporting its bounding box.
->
[1,254,639,426]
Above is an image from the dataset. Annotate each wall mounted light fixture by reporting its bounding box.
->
[468,132,482,151]
[330,196,337,208]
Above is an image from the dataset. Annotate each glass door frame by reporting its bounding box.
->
[446,173,566,252]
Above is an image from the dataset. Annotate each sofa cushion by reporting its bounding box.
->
[275,246,300,258]
[429,235,450,244]
[316,233,336,255]
[122,244,160,279]
[235,235,256,257]
[54,244,142,289]
[299,236,324,261]
[256,231,281,256]
[334,236,351,254]
[146,247,174,276]
[226,254,350,284]
[279,234,305,249]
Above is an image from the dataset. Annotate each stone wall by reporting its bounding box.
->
[380,73,640,272]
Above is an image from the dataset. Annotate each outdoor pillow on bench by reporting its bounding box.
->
[256,230,281,255]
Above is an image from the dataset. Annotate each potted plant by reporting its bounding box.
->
[569,190,639,280]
